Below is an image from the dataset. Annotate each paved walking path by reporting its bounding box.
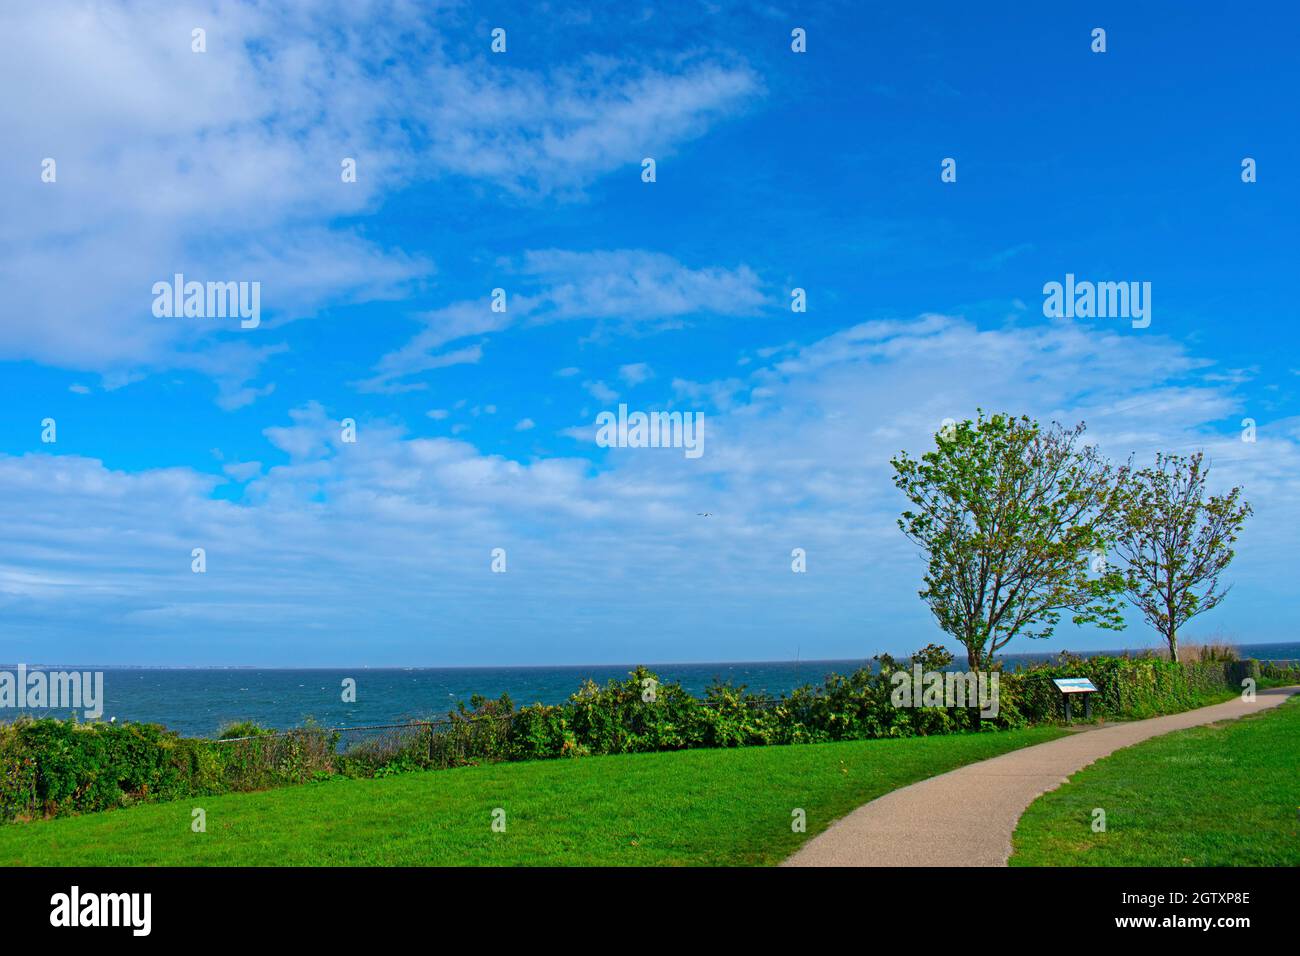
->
[783,686,1299,867]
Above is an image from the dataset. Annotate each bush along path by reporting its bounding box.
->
[782,686,1299,867]
[0,652,1263,824]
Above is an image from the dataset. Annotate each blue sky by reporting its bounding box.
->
[1,1,1297,665]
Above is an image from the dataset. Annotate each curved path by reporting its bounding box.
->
[783,685,1299,867]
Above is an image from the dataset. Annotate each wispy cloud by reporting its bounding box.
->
[0,2,760,404]
[360,250,766,392]
[619,363,654,386]
[4,315,1289,663]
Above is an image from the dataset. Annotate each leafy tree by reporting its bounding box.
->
[891,412,1127,670]
[1111,451,1251,662]
[908,642,955,671]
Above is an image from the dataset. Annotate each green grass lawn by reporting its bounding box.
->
[1,726,1064,866]
[1011,696,1300,866]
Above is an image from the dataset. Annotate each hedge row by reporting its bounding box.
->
[0,652,1253,823]
[0,719,337,823]
[996,655,1251,724]
[1261,660,1300,684]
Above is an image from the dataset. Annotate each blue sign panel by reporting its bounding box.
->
[1052,677,1098,694]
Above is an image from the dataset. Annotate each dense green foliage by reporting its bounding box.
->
[996,654,1248,724]
[0,724,1067,867]
[1011,696,1300,866]
[1261,660,1300,685]
[891,413,1128,669]
[1112,451,1252,663]
[0,718,335,821]
[0,651,1255,824]
[891,415,1256,668]
[0,720,211,822]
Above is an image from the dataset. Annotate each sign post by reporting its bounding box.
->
[1051,677,1099,724]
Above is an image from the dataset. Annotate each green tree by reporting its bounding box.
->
[1111,451,1251,662]
[891,412,1127,670]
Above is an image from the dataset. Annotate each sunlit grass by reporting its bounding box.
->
[1,726,1065,866]
[1012,696,1299,866]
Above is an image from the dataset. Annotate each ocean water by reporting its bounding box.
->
[4,642,1297,738]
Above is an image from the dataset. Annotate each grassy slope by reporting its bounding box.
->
[1011,696,1300,866]
[1,726,1065,866]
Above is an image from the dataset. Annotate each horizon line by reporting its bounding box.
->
[4,641,1296,671]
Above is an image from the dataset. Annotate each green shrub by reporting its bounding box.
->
[995,654,1235,723]
[217,720,273,740]
[1260,660,1300,685]
[508,703,575,760]
[213,723,335,791]
[0,651,1260,825]
[0,719,199,820]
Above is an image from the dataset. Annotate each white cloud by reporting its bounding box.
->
[516,250,766,323]
[0,2,759,404]
[363,250,765,391]
[583,380,620,403]
[222,461,262,482]
[415,58,761,195]
[619,362,654,386]
[355,344,484,394]
[6,313,1294,663]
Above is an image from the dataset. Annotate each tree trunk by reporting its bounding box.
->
[1167,630,1179,663]
[966,642,983,729]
